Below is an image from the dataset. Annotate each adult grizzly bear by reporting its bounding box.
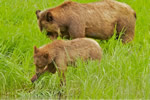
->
[36,0,136,43]
[31,38,102,85]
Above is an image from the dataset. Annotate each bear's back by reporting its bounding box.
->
[63,38,102,61]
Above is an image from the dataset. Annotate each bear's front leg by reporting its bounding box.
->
[58,68,67,86]
[47,63,57,74]
[55,56,67,86]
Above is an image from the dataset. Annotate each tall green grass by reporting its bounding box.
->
[0,0,150,99]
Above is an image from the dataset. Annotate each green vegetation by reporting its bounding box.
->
[0,0,149,99]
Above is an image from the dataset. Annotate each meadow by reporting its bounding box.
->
[0,0,150,99]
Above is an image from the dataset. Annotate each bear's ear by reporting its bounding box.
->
[46,11,53,22]
[34,46,39,54]
[36,10,41,19]
[43,53,49,59]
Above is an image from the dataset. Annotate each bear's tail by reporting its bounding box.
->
[134,12,137,19]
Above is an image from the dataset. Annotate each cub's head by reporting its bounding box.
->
[33,46,49,74]
[36,10,60,40]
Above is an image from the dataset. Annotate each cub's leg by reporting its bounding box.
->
[47,63,56,74]
[55,57,67,86]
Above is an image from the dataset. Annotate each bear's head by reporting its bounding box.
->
[33,46,49,74]
[36,10,61,40]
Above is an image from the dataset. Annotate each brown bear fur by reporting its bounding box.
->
[31,38,102,85]
[36,0,136,43]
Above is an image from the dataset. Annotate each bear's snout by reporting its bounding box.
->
[31,74,37,83]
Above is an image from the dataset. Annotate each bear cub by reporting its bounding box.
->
[31,38,102,85]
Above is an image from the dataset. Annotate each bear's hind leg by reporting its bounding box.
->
[121,29,135,43]
[117,20,135,43]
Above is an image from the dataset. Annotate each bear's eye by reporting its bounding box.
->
[43,53,49,59]
[47,16,53,22]
[46,12,53,22]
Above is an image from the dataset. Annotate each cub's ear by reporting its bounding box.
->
[43,53,49,59]
[36,10,41,19]
[34,46,39,54]
[46,11,53,22]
